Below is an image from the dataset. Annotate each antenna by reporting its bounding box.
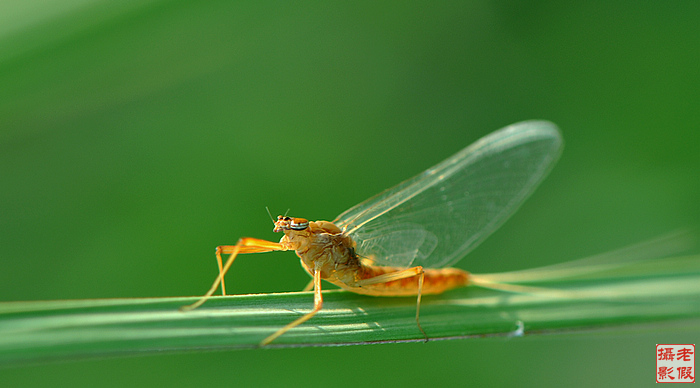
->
[265,206,275,224]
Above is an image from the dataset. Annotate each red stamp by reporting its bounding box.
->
[657,344,695,383]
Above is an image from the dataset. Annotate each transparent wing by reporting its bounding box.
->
[333,120,563,269]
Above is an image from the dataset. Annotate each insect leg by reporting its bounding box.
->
[260,266,323,346]
[180,237,285,312]
[355,266,428,341]
[301,279,314,292]
[217,240,284,296]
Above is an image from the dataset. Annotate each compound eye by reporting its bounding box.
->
[290,218,309,230]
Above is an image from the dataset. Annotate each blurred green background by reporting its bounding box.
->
[1,1,698,386]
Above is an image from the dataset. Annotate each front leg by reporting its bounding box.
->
[181,237,286,312]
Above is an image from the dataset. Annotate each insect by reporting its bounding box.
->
[181,120,563,346]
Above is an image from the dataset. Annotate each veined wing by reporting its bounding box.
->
[333,120,563,268]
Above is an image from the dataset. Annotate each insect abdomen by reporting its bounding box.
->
[339,265,469,297]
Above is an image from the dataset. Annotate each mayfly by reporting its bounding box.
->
[181,120,563,346]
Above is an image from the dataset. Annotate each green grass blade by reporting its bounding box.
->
[1,254,699,367]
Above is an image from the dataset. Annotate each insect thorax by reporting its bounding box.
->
[282,220,361,284]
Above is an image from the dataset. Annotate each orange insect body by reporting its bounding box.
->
[285,219,470,297]
[181,121,563,346]
[352,266,469,297]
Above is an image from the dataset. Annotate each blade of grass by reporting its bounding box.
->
[1,254,699,367]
